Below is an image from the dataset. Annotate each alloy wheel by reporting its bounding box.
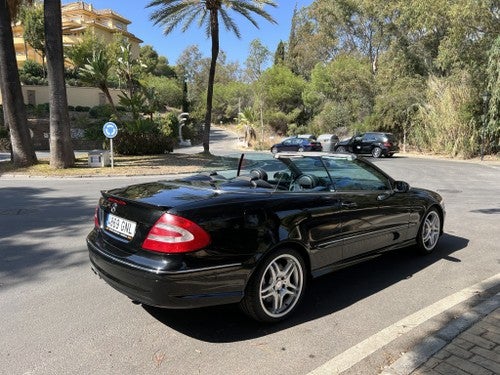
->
[258,254,304,319]
[372,147,382,158]
[421,210,441,251]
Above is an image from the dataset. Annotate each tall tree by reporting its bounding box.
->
[65,30,107,71]
[148,0,277,154]
[286,4,336,79]
[44,0,74,168]
[0,0,37,166]
[20,1,45,70]
[274,40,285,65]
[244,39,270,83]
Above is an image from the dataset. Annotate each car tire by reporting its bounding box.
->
[240,248,306,323]
[372,146,382,158]
[416,208,441,254]
[298,147,304,152]
[336,146,346,153]
[271,146,278,154]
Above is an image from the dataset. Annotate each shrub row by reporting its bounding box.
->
[114,130,175,155]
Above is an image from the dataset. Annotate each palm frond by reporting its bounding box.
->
[148,0,276,36]
[220,9,241,38]
[149,1,203,30]
[232,1,277,25]
[182,7,205,33]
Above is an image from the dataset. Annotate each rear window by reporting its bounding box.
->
[382,133,396,142]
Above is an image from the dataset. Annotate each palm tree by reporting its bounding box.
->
[0,0,37,167]
[44,0,75,168]
[79,50,119,117]
[148,0,277,154]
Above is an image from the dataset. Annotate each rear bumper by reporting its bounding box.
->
[87,233,247,309]
[385,146,400,154]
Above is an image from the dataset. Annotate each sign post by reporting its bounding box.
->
[102,122,118,168]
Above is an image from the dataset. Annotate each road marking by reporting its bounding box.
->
[307,273,500,375]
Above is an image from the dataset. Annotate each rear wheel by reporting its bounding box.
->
[416,208,441,254]
[271,146,278,154]
[298,147,304,152]
[240,249,306,322]
[372,146,382,158]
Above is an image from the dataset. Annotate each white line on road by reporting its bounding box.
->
[307,273,500,375]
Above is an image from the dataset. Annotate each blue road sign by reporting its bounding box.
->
[103,122,118,139]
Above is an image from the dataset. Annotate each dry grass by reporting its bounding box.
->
[0,153,239,177]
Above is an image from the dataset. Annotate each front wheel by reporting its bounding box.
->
[240,249,306,322]
[416,208,441,254]
[336,146,346,153]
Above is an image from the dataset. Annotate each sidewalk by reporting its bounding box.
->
[381,293,500,375]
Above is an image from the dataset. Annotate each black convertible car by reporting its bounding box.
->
[87,152,445,322]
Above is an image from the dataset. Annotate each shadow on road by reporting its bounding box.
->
[0,187,94,289]
[144,233,468,342]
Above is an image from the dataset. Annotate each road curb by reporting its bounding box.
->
[380,292,500,374]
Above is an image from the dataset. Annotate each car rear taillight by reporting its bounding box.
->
[383,142,392,147]
[142,213,211,253]
[94,206,100,228]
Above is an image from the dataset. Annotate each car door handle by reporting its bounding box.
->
[377,193,391,201]
[341,202,357,209]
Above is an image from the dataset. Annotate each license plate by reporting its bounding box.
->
[105,213,137,240]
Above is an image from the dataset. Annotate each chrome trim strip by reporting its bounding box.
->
[318,224,409,248]
[88,241,242,275]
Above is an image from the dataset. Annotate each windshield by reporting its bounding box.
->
[188,152,392,193]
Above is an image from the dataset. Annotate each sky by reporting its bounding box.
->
[62,0,314,66]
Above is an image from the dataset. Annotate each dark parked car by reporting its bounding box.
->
[87,152,444,322]
[271,136,322,153]
[334,132,399,158]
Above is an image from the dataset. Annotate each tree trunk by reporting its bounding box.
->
[203,10,220,154]
[0,1,37,167]
[44,0,74,168]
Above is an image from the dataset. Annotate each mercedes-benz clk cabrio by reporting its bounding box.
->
[87,152,445,322]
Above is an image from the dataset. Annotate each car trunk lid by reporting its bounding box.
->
[96,181,219,253]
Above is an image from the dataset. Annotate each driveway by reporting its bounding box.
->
[0,135,499,374]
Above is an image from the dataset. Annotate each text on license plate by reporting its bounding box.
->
[105,213,137,239]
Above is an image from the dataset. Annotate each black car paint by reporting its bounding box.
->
[87,158,443,310]
[335,132,399,157]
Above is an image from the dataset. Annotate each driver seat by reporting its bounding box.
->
[297,174,319,189]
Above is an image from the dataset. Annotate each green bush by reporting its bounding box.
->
[27,103,50,117]
[84,122,106,141]
[75,105,90,112]
[114,130,175,155]
[158,113,178,137]
[0,127,10,151]
[21,59,44,77]
[19,74,48,85]
[89,104,114,119]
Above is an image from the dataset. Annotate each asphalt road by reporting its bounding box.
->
[1,146,499,374]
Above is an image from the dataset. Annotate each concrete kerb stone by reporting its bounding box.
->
[380,293,500,375]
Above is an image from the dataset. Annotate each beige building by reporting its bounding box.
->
[5,2,143,107]
[0,85,122,108]
[13,1,143,67]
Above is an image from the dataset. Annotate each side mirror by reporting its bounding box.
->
[394,180,410,193]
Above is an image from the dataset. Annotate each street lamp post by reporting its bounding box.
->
[481,92,490,161]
